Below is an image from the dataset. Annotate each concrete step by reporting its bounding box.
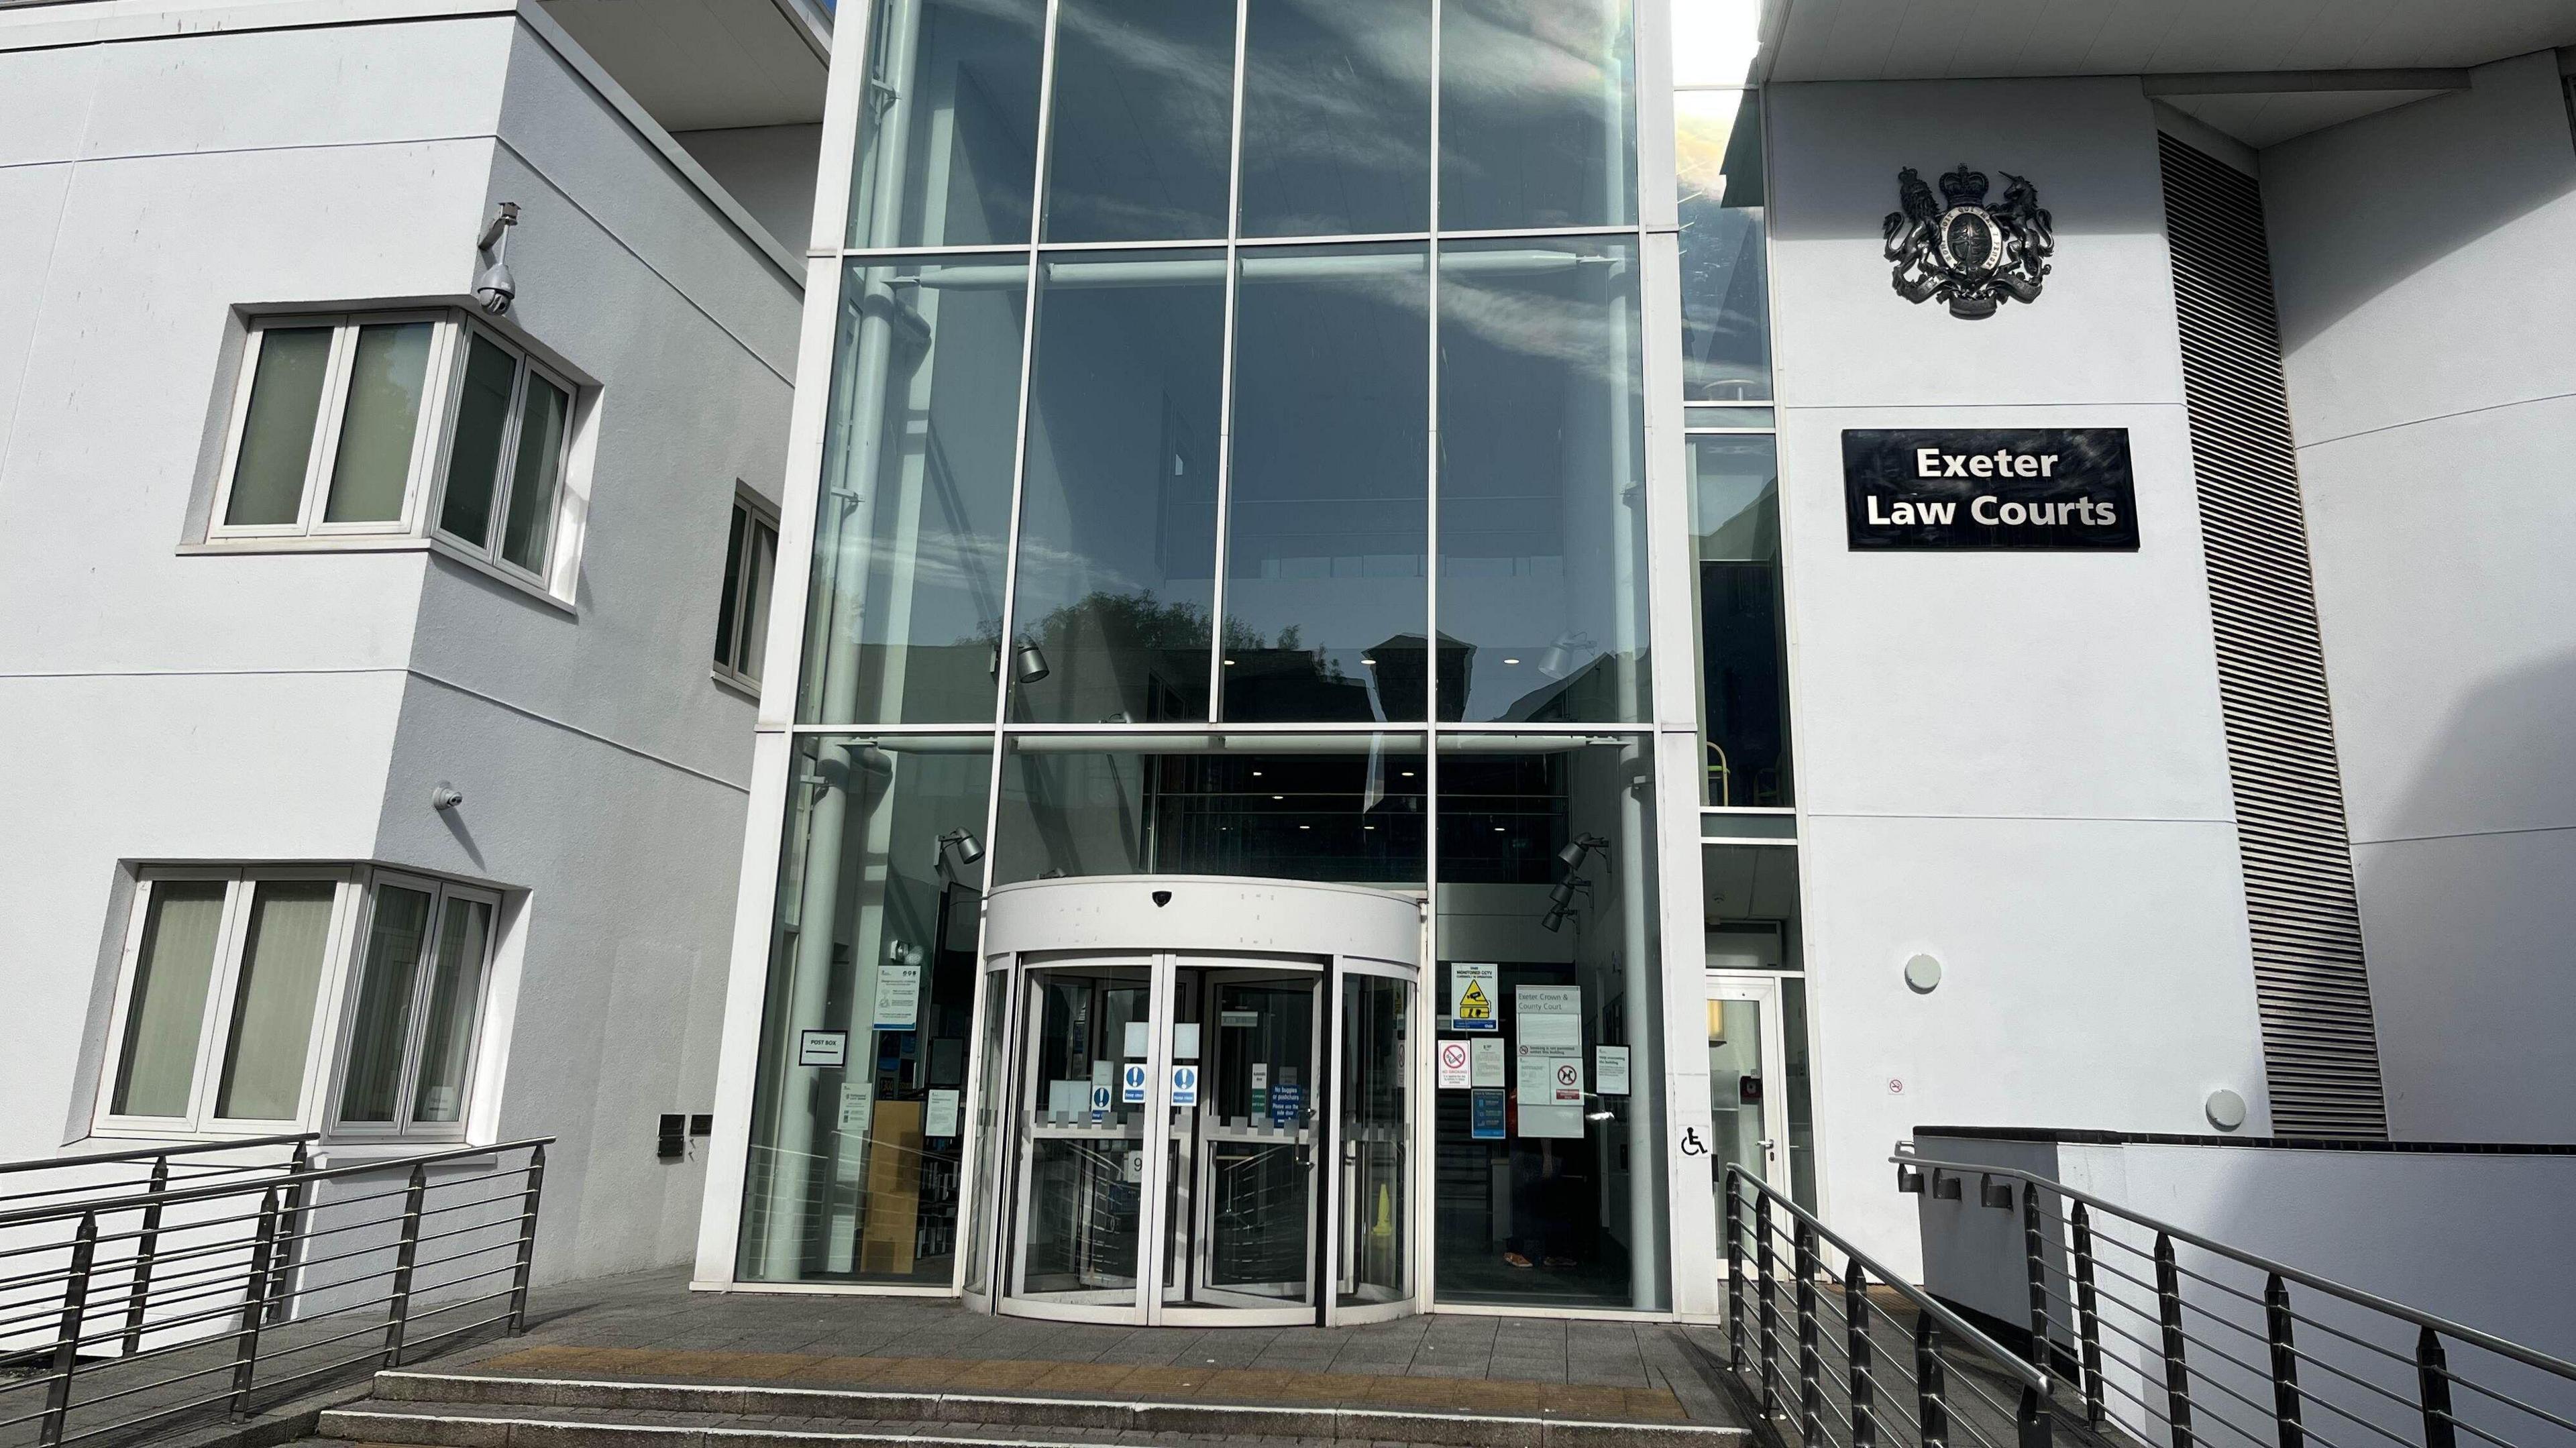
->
[325,1372,1751,1448]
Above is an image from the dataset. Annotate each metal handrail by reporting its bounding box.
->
[0,1135,317,1178]
[1723,1164,2055,1448]
[0,1137,551,1448]
[0,1138,551,1230]
[1745,1166,2050,1396]
[1893,1150,2576,1386]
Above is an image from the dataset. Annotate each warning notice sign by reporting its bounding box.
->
[1451,962,1498,1032]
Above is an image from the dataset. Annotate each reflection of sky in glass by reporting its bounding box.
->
[1670,0,1762,87]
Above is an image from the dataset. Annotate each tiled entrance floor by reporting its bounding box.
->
[432,1268,1741,1427]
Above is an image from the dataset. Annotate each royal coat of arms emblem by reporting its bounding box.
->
[1883,164,2053,319]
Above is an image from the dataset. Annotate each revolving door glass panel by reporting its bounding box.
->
[1165,965,1321,1310]
[1010,962,1149,1304]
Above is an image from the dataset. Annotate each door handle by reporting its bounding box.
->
[1760,1138,1778,1162]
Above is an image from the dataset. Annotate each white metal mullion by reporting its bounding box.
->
[297,322,360,535]
[399,321,462,537]
[975,0,1060,922]
[184,875,256,1133]
[1204,0,1249,721]
[1415,0,1442,1315]
[484,348,533,559]
[388,888,451,1135]
[206,328,269,536]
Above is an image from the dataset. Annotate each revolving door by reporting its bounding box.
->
[967,879,1419,1327]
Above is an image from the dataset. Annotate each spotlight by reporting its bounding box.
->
[1014,643,1051,684]
[935,828,983,875]
[1542,903,1572,933]
[1558,834,1609,870]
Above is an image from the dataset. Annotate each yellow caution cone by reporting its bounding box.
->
[1372,1182,1395,1239]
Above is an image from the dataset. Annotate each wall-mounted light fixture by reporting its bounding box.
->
[935,827,983,878]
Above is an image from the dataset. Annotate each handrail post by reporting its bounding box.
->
[2155,1233,2193,1448]
[123,1155,169,1354]
[1756,1191,1780,1419]
[2070,1203,2104,1428]
[1847,1260,1877,1448]
[40,1213,99,1448]
[1725,1167,1747,1374]
[508,1143,548,1332]
[266,1141,309,1325]
[2020,1180,2053,1380]
[229,1188,282,1417]
[2018,1383,2055,1448]
[1796,1221,1823,1443]
[1915,1311,1949,1448]
[2264,1272,2303,1448]
[382,1163,428,1369]
[2417,1327,2457,1448]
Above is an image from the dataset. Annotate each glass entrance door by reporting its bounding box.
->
[1704,973,1790,1195]
[991,952,1413,1325]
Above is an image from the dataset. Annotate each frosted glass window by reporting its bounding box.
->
[213,881,336,1120]
[323,321,434,523]
[225,328,333,528]
[337,885,433,1125]
[109,882,229,1119]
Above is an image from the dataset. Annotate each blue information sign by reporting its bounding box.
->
[1470,1088,1506,1139]
[1269,1082,1303,1125]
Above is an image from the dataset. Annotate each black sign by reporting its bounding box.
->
[1843,429,2137,551]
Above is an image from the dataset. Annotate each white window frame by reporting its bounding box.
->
[91,867,502,1144]
[209,313,459,541]
[713,485,782,693]
[321,871,504,1144]
[424,321,582,592]
[93,868,361,1137]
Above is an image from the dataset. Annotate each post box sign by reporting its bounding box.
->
[1843,429,2138,551]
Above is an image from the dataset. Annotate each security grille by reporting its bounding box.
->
[2158,134,2388,1139]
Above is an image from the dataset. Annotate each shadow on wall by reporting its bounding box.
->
[2375,645,2576,844]
[1762,78,2171,243]
[2261,55,2576,357]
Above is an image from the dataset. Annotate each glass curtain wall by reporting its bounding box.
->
[753,0,1663,1307]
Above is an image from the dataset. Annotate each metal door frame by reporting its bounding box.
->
[1703,971,1792,1199]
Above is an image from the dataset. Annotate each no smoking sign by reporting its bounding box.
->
[1438,1040,1471,1089]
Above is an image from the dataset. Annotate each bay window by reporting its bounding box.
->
[210,311,582,592]
[97,868,502,1141]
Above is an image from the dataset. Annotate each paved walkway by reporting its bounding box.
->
[436,1268,1743,1427]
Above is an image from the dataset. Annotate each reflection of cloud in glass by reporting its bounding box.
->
[1055,0,1234,164]
[1241,2,1430,173]
[1439,0,1623,103]
[1441,264,1640,392]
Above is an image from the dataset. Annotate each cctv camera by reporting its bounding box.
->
[474,259,516,316]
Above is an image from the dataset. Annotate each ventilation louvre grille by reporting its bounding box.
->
[2159,134,2388,1140]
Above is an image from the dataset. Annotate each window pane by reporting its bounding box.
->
[1238,0,1432,236]
[740,736,995,1285]
[1438,0,1635,231]
[1691,435,1790,806]
[848,0,1045,249]
[213,881,335,1120]
[1008,251,1225,722]
[323,321,434,523]
[439,335,519,547]
[739,516,777,681]
[802,259,1030,725]
[1436,237,1650,722]
[500,375,570,574]
[1223,245,1428,722]
[109,882,229,1118]
[715,502,749,668]
[225,327,333,527]
[338,885,433,1124]
[1678,89,1769,400]
[996,734,1427,885]
[1433,736,1664,1308]
[1042,0,1236,241]
[411,896,492,1125]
